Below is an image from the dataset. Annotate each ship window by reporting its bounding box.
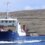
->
[1,21,4,23]
[12,24,14,26]
[9,21,12,23]
[5,21,8,23]
[8,25,12,27]
[13,21,15,23]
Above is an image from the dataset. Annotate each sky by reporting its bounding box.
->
[0,0,45,12]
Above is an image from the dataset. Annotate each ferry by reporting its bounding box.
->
[0,17,26,41]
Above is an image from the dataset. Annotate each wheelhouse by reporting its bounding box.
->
[0,18,18,32]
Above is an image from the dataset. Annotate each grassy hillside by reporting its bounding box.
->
[0,9,45,35]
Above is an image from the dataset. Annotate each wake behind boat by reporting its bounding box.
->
[0,40,42,44]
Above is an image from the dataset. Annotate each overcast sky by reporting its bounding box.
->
[0,0,45,12]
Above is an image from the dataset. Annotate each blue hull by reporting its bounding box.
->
[0,31,18,41]
[0,31,45,41]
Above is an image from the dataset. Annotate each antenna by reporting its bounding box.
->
[6,1,10,18]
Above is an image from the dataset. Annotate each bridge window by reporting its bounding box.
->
[12,24,14,26]
[1,21,4,23]
[9,21,15,23]
[13,21,15,23]
[5,21,8,23]
[9,21,12,23]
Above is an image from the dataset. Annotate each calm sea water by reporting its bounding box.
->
[0,36,45,45]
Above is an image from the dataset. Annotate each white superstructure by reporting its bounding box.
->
[0,17,26,36]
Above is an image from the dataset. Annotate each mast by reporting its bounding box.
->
[6,1,10,18]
